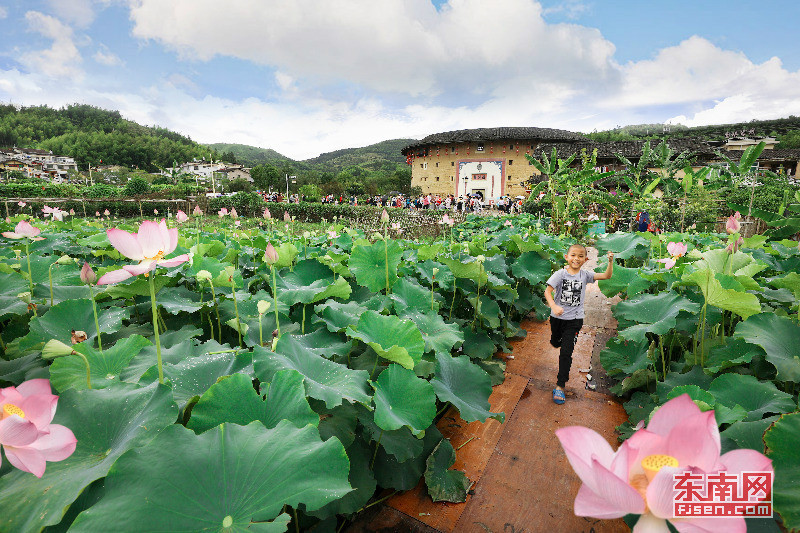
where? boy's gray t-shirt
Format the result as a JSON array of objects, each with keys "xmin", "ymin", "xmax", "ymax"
[{"xmin": 546, "ymin": 268, "xmax": 596, "ymax": 320}]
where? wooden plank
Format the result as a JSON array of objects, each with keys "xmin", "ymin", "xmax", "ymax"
[
  {"xmin": 386, "ymin": 373, "xmax": 530, "ymax": 532},
  {"xmin": 453, "ymin": 388, "xmax": 629, "ymax": 533}
]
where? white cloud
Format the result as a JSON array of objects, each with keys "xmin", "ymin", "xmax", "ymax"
[
  {"xmin": 22, "ymin": 11, "xmax": 84, "ymax": 79},
  {"xmin": 126, "ymin": 0, "xmax": 618, "ymax": 97},
  {"xmin": 45, "ymin": 0, "xmax": 97, "ymax": 29},
  {"xmin": 94, "ymin": 48, "xmax": 123, "ymax": 66},
  {"xmin": 0, "ymin": 7, "xmax": 8, "ymax": 19}
]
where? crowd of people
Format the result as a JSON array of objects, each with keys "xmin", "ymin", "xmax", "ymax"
[{"xmin": 318, "ymin": 193, "xmax": 526, "ymax": 213}]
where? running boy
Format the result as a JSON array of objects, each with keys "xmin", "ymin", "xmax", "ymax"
[{"xmin": 545, "ymin": 244, "xmax": 614, "ymax": 404}]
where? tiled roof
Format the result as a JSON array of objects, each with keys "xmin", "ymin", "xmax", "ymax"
[{"xmin": 401, "ymin": 127, "xmax": 587, "ymax": 154}]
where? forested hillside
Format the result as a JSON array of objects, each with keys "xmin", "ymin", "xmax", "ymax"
[
  {"xmin": 205, "ymin": 143, "xmax": 294, "ymax": 167},
  {"xmin": 588, "ymin": 116, "xmax": 800, "ymax": 147},
  {"xmin": 0, "ymin": 104, "xmax": 206, "ymax": 171}
]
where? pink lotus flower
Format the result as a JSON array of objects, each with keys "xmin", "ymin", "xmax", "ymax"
[
  {"xmin": 95, "ymin": 211, "xmax": 100, "ymax": 217},
  {"xmin": 381, "ymin": 209, "xmax": 389, "ymax": 223},
  {"xmin": 154, "ymin": 209, "xmax": 159, "ymax": 215},
  {"xmin": 176, "ymin": 210, "xmax": 188, "ymax": 224},
  {"xmin": 96, "ymin": 219, "xmax": 191, "ymax": 285},
  {"xmin": 657, "ymin": 241, "xmax": 687, "ymax": 269},
  {"xmin": 726, "ymin": 213, "xmax": 741, "ymax": 234},
  {"xmin": 263, "ymin": 208, "xmax": 272, "ymax": 219},
  {"xmin": 263, "ymin": 242, "xmax": 279, "ymax": 265},
  {"xmin": 504, "ymin": 220, "xmax": 513, "ymax": 227},
  {"xmin": 230, "ymin": 207, "xmax": 238, "ymax": 219},
  {"xmin": 18, "ymin": 201, "xmax": 26, "ymax": 207},
  {"xmin": 80, "ymin": 262, "xmax": 97, "ymax": 284},
  {"xmin": 218, "ymin": 208, "xmax": 228, "ymax": 217},
  {"xmin": 69, "ymin": 209, "xmax": 75, "ymax": 216},
  {"xmin": 234, "ymin": 220, "xmax": 241, "ymax": 227},
  {"xmin": 104, "ymin": 209, "xmax": 110, "ymax": 216},
  {"xmin": 284, "ymin": 211, "xmax": 290, "ymax": 222},
  {"xmin": 441, "ymin": 214, "xmax": 455, "ymax": 227},
  {"xmin": 193, "ymin": 205, "xmax": 203, "ymax": 216},
  {"xmin": 2, "ymin": 220, "xmax": 44, "ymax": 240},
  {"xmin": 556, "ymin": 394, "xmax": 772, "ymax": 532},
  {"xmin": 0, "ymin": 379, "xmax": 77, "ymax": 477},
  {"xmin": 327, "ymin": 230, "xmax": 338, "ymax": 239},
  {"xmin": 391, "ymin": 222, "xmax": 403, "ymax": 234}
]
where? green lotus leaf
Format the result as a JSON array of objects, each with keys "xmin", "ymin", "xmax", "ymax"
[
  {"xmin": 683, "ymin": 268, "xmax": 762, "ymax": 319},
  {"xmin": 345, "ymin": 310, "xmax": 424, "ymax": 369},
  {"xmin": 318, "ymin": 402, "xmax": 358, "ymax": 448},
  {"xmin": 597, "ymin": 264, "xmax": 652, "ymax": 298},
  {"xmin": 349, "ymin": 240, "xmax": 403, "ymax": 292},
  {"xmin": 357, "ymin": 404, "xmax": 424, "ymax": 462},
  {"xmin": 713, "ymin": 402, "xmax": 749, "ymax": 426},
  {"xmin": 614, "ymin": 292, "xmax": 702, "ymax": 342},
  {"xmin": 424, "ymin": 439, "xmax": 471, "ymax": 503},
  {"xmin": 439, "ymin": 256, "xmax": 488, "ymax": 284},
  {"xmin": 120, "ymin": 326, "xmax": 204, "ymax": 382},
  {"xmin": 156, "ymin": 285, "xmax": 203, "ymax": 314},
  {"xmin": 599, "ymin": 337, "xmax": 652, "ymax": 376},
  {"xmin": 402, "ymin": 310, "xmax": 465, "ymax": 357},
  {"xmin": 253, "ymin": 343, "xmax": 371, "ymax": 409},
  {"xmin": 705, "ymin": 337, "xmax": 764, "ymax": 374},
  {"xmin": 50, "ymin": 335, "xmax": 152, "ymax": 392},
  {"xmin": 509, "ymin": 234, "xmax": 546, "ymax": 254},
  {"xmin": 309, "ymin": 439, "xmax": 377, "ymax": 518},
  {"xmin": 417, "ymin": 242, "xmax": 444, "ymax": 261},
  {"xmin": 0, "ymin": 272, "xmax": 31, "ymax": 319},
  {"xmin": 430, "ymin": 353, "xmax": 504, "ymax": 423},
  {"xmin": 372, "ymin": 364, "xmax": 436, "ymax": 437},
  {"xmin": 613, "ymin": 368, "xmax": 657, "ymax": 395},
  {"xmin": 391, "ymin": 276, "xmax": 436, "ymax": 314},
  {"xmin": 279, "ymin": 329, "xmax": 354, "ymax": 360},
  {"xmin": 769, "ymin": 271, "xmax": 800, "ymax": 299},
  {"xmin": 140, "ymin": 348, "xmax": 253, "ymax": 407},
  {"xmin": 187, "ymin": 370, "xmax": 317, "ymax": 434},
  {"xmin": 373, "ymin": 426, "xmax": 444, "ymax": 491},
  {"xmin": 467, "ymin": 294, "xmax": 502, "ymax": 329},
  {"xmin": 276, "ymin": 258, "xmax": 351, "ymax": 305},
  {"xmin": 735, "ymin": 313, "xmax": 800, "ymax": 382},
  {"xmin": 765, "ymin": 412, "xmax": 800, "ymax": 531},
  {"xmin": 314, "ymin": 300, "xmax": 369, "ymax": 333},
  {"xmin": 482, "ymin": 255, "xmax": 514, "ymax": 289},
  {"xmin": 708, "ymin": 373, "xmax": 796, "ymax": 422},
  {"xmin": 272, "ymin": 242, "xmax": 299, "ymax": 269},
  {"xmin": 0, "ymin": 352, "xmax": 47, "ymax": 386},
  {"xmin": 100, "ymin": 276, "xmax": 167, "ymax": 299},
  {"xmin": 594, "ymin": 232, "xmax": 650, "ymax": 260},
  {"xmin": 511, "ymin": 251, "xmax": 552, "ymax": 285},
  {"xmin": 19, "ymin": 298, "xmax": 131, "ymax": 352},
  {"xmin": 666, "ymin": 384, "xmax": 715, "ymax": 408},
  {"xmin": 0, "ymin": 382, "xmax": 177, "ymax": 533},
  {"xmin": 69, "ymin": 421, "xmax": 351, "ymax": 532},
  {"xmin": 461, "ymin": 329, "xmax": 496, "ymax": 360},
  {"xmin": 694, "ymin": 248, "xmax": 767, "ymax": 277}
]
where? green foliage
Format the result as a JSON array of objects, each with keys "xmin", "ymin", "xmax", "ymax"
[
  {"xmin": 208, "ymin": 191, "xmax": 266, "ymax": 217},
  {"xmin": 83, "ymin": 183, "xmax": 122, "ymax": 198},
  {"xmin": 227, "ymin": 178, "xmax": 254, "ymax": 193},
  {"xmin": 122, "ymin": 176, "xmax": 151, "ymax": 196}
]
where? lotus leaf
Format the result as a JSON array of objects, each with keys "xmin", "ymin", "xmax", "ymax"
[
  {"xmin": 735, "ymin": 313, "xmax": 800, "ymax": 382},
  {"xmin": 69, "ymin": 421, "xmax": 351, "ymax": 532},
  {"xmin": 357, "ymin": 404, "xmax": 424, "ymax": 462},
  {"xmin": 349, "ymin": 240, "xmax": 402, "ymax": 292},
  {"xmin": 402, "ymin": 310, "xmax": 465, "ymax": 357},
  {"xmin": 614, "ymin": 292, "xmax": 701, "ymax": 342},
  {"xmin": 0, "ymin": 382, "xmax": 177, "ymax": 532},
  {"xmin": 277, "ymin": 258, "xmax": 351, "ymax": 304},
  {"xmin": 372, "ymin": 363, "xmax": 436, "ymax": 437},
  {"xmin": 708, "ymin": 373, "xmax": 796, "ymax": 422},
  {"xmin": 430, "ymin": 353, "xmax": 504, "ymax": 423},
  {"xmin": 424, "ymin": 440, "xmax": 471, "ymax": 503},
  {"xmin": 188, "ymin": 370, "xmax": 317, "ymax": 433},
  {"xmin": 599, "ymin": 337, "xmax": 651, "ymax": 376},
  {"xmin": 511, "ymin": 251, "xmax": 552, "ymax": 285},
  {"xmin": 594, "ymin": 232, "xmax": 650, "ymax": 260},
  {"xmin": 683, "ymin": 268, "xmax": 762, "ymax": 319},
  {"xmin": 391, "ymin": 276, "xmax": 437, "ymax": 313},
  {"xmin": 765, "ymin": 413, "xmax": 800, "ymax": 531},
  {"xmin": 253, "ymin": 343, "xmax": 371, "ymax": 409},
  {"xmin": 345, "ymin": 310, "xmax": 424, "ymax": 369},
  {"xmin": 373, "ymin": 426, "xmax": 444, "ymax": 491},
  {"xmin": 314, "ymin": 300, "xmax": 370, "ymax": 332}
]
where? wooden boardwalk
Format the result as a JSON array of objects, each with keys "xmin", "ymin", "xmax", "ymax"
[{"xmin": 348, "ymin": 251, "xmax": 630, "ymax": 533}]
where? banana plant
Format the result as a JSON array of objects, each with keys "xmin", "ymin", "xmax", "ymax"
[
  {"xmin": 614, "ymin": 140, "xmax": 662, "ymax": 198},
  {"xmin": 677, "ymin": 165, "xmax": 712, "ymax": 231},
  {"xmin": 713, "ymin": 141, "xmax": 766, "ymax": 216},
  {"xmin": 650, "ymin": 140, "xmax": 697, "ymax": 196}
]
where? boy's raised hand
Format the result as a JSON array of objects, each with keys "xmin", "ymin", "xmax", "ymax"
[
  {"xmin": 607, "ymin": 251, "xmax": 614, "ymax": 262},
  {"xmin": 552, "ymin": 304, "xmax": 564, "ymax": 316}
]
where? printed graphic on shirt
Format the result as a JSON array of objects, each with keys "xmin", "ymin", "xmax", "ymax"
[{"xmin": 559, "ymin": 278, "xmax": 583, "ymax": 307}]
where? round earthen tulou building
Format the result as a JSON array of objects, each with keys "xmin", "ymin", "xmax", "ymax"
[{"xmin": 401, "ymin": 126, "xmax": 587, "ymax": 200}]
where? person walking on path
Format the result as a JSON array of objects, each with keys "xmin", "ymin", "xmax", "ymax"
[{"xmin": 544, "ymin": 244, "xmax": 614, "ymax": 404}]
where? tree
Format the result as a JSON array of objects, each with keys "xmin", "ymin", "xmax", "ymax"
[{"xmin": 250, "ymin": 163, "xmax": 282, "ymax": 191}]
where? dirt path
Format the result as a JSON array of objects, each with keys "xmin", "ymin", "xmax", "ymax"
[{"xmin": 348, "ymin": 249, "xmax": 629, "ymax": 533}]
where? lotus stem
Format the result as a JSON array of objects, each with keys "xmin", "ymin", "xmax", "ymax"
[
  {"xmin": 258, "ymin": 313, "xmax": 264, "ymax": 347},
  {"xmin": 384, "ymin": 228, "xmax": 390, "ymax": 294},
  {"xmin": 148, "ymin": 273, "xmax": 164, "ymax": 384},
  {"xmin": 48, "ymin": 262, "xmax": 55, "ymax": 306},
  {"xmin": 301, "ymin": 304, "xmax": 306, "ymax": 335},
  {"xmin": 75, "ymin": 351, "xmax": 92, "ymax": 389},
  {"xmin": 231, "ymin": 283, "xmax": 243, "ymax": 348},
  {"xmin": 269, "ymin": 265, "xmax": 281, "ymax": 338},
  {"xmin": 208, "ymin": 278, "xmax": 223, "ymax": 343},
  {"xmin": 293, "ymin": 508, "xmax": 299, "ymax": 533},
  {"xmin": 449, "ymin": 277, "xmax": 457, "ymax": 320},
  {"xmin": 25, "ymin": 241, "xmax": 34, "ymax": 295},
  {"xmin": 89, "ymin": 284, "xmax": 102, "ymax": 352},
  {"xmin": 370, "ymin": 430, "xmax": 383, "ymax": 469}
]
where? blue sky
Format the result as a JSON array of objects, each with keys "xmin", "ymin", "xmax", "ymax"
[{"xmin": 1, "ymin": 0, "xmax": 799, "ymax": 160}]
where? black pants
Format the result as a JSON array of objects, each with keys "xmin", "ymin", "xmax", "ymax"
[{"xmin": 550, "ymin": 317, "xmax": 583, "ymax": 388}]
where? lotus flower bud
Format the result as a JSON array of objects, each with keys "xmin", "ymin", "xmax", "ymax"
[
  {"xmin": 263, "ymin": 208, "xmax": 272, "ymax": 219},
  {"xmin": 284, "ymin": 212, "xmax": 290, "ymax": 222},
  {"xmin": 230, "ymin": 208, "xmax": 238, "ymax": 219},
  {"xmin": 56, "ymin": 255, "xmax": 73, "ymax": 265},
  {"xmin": 193, "ymin": 205, "xmax": 203, "ymax": 216},
  {"xmin": 42, "ymin": 339, "xmax": 75, "ymax": 360},
  {"xmin": 263, "ymin": 243, "xmax": 279, "ymax": 265},
  {"xmin": 476, "ymin": 255, "xmax": 486, "ymax": 263},
  {"xmin": 726, "ymin": 214, "xmax": 741, "ymax": 234},
  {"xmin": 104, "ymin": 209, "xmax": 110, "ymax": 216},
  {"xmin": 176, "ymin": 210, "xmax": 189, "ymax": 223},
  {"xmin": 196, "ymin": 270, "xmax": 213, "ymax": 282},
  {"xmin": 303, "ymin": 231, "xmax": 311, "ymax": 239},
  {"xmin": 257, "ymin": 300, "xmax": 271, "ymax": 315},
  {"xmin": 80, "ymin": 262, "xmax": 97, "ymax": 284},
  {"xmin": 381, "ymin": 209, "xmax": 389, "ymax": 223}
]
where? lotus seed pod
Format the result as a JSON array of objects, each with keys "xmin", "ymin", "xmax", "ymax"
[
  {"xmin": 56, "ymin": 255, "xmax": 73, "ymax": 265},
  {"xmin": 42, "ymin": 339, "xmax": 75, "ymax": 360},
  {"xmin": 196, "ymin": 270, "xmax": 213, "ymax": 282},
  {"xmin": 257, "ymin": 300, "xmax": 271, "ymax": 315}
]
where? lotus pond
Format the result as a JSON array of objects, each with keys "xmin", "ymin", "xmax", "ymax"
[{"xmin": 0, "ymin": 210, "xmax": 798, "ymax": 532}]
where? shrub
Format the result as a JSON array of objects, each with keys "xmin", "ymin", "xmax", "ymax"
[
  {"xmin": 228, "ymin": 178, "xmax": 254, "ymax": 193},
  {"xmin": 82, "ymin": 183, "xmax": 122, "ymax": 198},
  {"xmin": 124, "ymin": 176, "xmax": 151, "ymax": 196}
]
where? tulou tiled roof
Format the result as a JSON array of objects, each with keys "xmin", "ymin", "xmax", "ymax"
[{"xmin": 401, "ymin": 127, "xmax": 587, "ymax": 154}]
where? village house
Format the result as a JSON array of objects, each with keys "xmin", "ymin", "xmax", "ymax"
[
  {"xmin": 403, "ymin": 128, "xmax": 800, "ymax": 199},
  {"xmin": 0, "ymin": 147, "xmax": 78, "ymax": 182}
]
